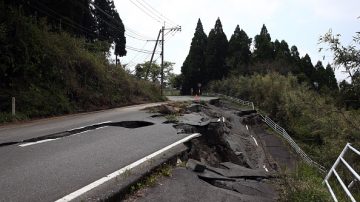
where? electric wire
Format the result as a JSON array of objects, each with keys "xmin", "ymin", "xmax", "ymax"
[
  {"xmin": 138, "ymin": 0, "xmax": 178, "ymax": 26},
  {"xmin": 128, "ymin": 0, "xmax": 162, "ymax": 24}
]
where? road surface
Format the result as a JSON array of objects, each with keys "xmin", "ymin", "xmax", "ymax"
[{"xmin": 0, "ymin": 96, "xmax": 217, "ymax": 202}]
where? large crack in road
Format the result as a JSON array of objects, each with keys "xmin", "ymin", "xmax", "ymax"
[
  {"xmin": 126, "ymin": 98, "xmax": 297, "ymax": 201},
  {"xmin": 0, "ymin": 121, "xmax": 155, "ymax": 147}
]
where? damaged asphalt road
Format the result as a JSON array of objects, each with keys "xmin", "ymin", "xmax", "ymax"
[
  {"xmin": 127, "ymin": 99, "xmax": 297, "ymax": 201},
  {"xmin": 0, "ymin": 100, "xmax": 219, "ymax": 202}
]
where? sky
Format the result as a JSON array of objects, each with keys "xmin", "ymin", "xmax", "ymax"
[{"xmin": 115, "ymin": 0, "xmax": 359, "ymax": 82}]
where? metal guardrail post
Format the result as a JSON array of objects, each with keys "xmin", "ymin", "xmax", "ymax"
[
  {"xmin": 324, "ymin": 143, "xmax": 350, "ymax": 182},
  {"xmin": 323, "ymin": 143, "xmax": 359, "ymax": 202},
  {"xmin": 211, "ymin": 93, "xmax": 326, "ymax": 173}
]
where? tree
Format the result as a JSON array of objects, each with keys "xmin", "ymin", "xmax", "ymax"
[
  {"xmin": 253, "ymin": 24, "xmax": 274, "ymax": 63},
  {"xmin": 226, "ymin": 25, "xmax": 252, "ymax": 75},
  {"xmin": 339, "ymin": 72, "xmax": 360, "ymax": 109},
  {"xmin": 299, "ymin": 54, "xmax": 315, "ymax": 84},
  {"xmin": 320, "ymin": 29, "xmax": 360, "ymax": 80},
  {"xmin": 324, "ymin": 64, "xmax": 338, "ymax": 91},
  {"xmin": 290, "ymin": 45, "xmax": 301, "ymax": 73},
  {"xmin": 313, "ymin": 61, "xmax": 327, "ymax": 90},
  {"xmin": 135, "ymin": 61, "xmax": 174, "ymax": 83},
  {"xmin": 320, "ymin": 26, "xmax": 359, "ymax": 108},
  {"xmin": 180, "ymin": 19, "xmax": 207, "ymax": 95},
  {"xmin": 204, "ymin": 18, "xmax": 228, "ymax": 83},
  {"xmin": 93, "ymin": 0, "xmax": 126, "ymax": 57}
]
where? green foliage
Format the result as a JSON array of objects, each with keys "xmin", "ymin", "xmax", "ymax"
[
  {"xmin": 0, "ymin": 8, "xmax": 161, "ymax": 121},
  {"xmin": 320, "ymin": 29, "xmax": 360, "ymax": 79},
  {"xmin": 135, "ymin": 61, "xmax": 174, "ymax": 84},
  {"xmin": 281, "ymin": 163, "xmax": 331, "ymax": 202},
  {"xmin": 93, "ymin": 0, "xmax": 126, "ymax": 57},
  {"xmin": 204, "ymin": 18, "xmax": 229, "ymax": 83},
  {"xmin": 209, "ymin": 73, "xmax": 360, "ymax": 167},
  {"xmin": 339, "ymin": 72, "xmax": 360, "ymax": 109},
  {"xmin": 0, "ymin": 112, "xmax": 28, "ymax": 123},
  {"xmin": 226, "ymin": 25, "xmax": 252, "ymax": 75},
  {"xmin": 253, "ymin": 24, "xmax": 274, "ymax": 63},
  {"xmin": 181, "ymin": 19, "xmax": 207, "ymax": 95}
]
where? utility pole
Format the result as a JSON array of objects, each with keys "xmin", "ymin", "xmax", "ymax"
[
  {"xmin": 145, "ymin": 29, "xmax": 162, "ymax": 80},
  {"xmin": 161, "ymin": 25, "xmax": 165, "ymax": 96},
  {"xmin": 146, "ymin": 24, "xmax": 181, "ymax": 96},
  {"xmin": 160, "ymin": 25, "xmax": 181, "ymax": 96}
]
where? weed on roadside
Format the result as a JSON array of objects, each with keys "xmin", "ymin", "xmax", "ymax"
[{"xmin": 279, "ymin": 162, "xmax": 331, "ymax": 202}]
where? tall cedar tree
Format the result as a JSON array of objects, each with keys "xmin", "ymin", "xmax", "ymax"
[
  {"xmin": 181, "ymin": 19, "xmax": 207, "ymax": 95},
  {"xmin": 226, "ymin": 25, "xmax": 252, "ymax": 75},
  {"xmin": 325, "ymin": 64, "xmax": 338, "ymax": 90},
  {"xmin": 253, "ymin": 24, "xmax": 274, "ymax": 63},
  {"xmin": 204, "ymin": 18, "xmax": 228, "ymax": 83},
  {"xmin": 299, "ymin": 54, "xmax": 315, "ymax": 85},
  {"xmin": 290, "ymin": 45, "xmax": 301, "ymax": 72},
  {"xmin": 314, "ymin": 61, "xmax": 327, "ymax": 89},
  {"xmin": 93, "ymin": 0, "xmax": 126, "ymax": 57}
]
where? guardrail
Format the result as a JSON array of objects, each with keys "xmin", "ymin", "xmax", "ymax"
[
  {"xmin": 207, "ymin": 93, "xmax": 327, "ymax": 173},
  {"xmin": 262, "ymin": 115, "xmax": 327, "ymax": 173},
  {"xmin": 209, "ymin": 93, "xmax": 255, "ymax": 110},
  {"xmin": 323, "ymin": 143, "xmax": 359, "ymax": 202}
]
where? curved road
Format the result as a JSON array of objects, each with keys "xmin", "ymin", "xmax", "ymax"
[{"xmin": 0, "ymin": 96, "xmax": 217, "ymax": 202}]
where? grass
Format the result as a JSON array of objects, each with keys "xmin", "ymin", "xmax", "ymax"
[
  {"xmin": 0, "ymin": 112, "xmax": 28, "ymax": 124},
  {"xmin": 164, "ymin": 114, "xmax": 178, "ymax": 123},
  {"xmin": 163, "ymin": 88, "xmax": 180, "ymax": 96},
  {"xmin": 280, "ymin": 163, "xmax": 331, "ymax": 202},
  {"xmin": 128, "ymin": 163, "xmax": 173, "ymax": 196}
]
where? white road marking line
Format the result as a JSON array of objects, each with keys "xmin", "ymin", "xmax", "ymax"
[
  {"xmin": 20, "ymin": 124, "xmax": 111, "ymax": 147},
  {"xmin": 251, "ymin": 135, "xmax": 259, "ymax": 146},
  {"xmin": 222, "ymin": 117, "xmax": 225, "ymax": 122},
  {"xmin": 95, "ymin": 126, "xmax": 108, "ymax": 130},
  {"xmin": 263, "ymin": 165, "xmax": 269, "ymax": 172},
  {"xmin": 72, "ymin": 130, "xmax": 90, "ymax": 136},
  {"xmin": 68, "ymin": 121, "xmax": 111, "ymax": 131},
  {"xmin": 246, "ymin": 125, "xmax": 249, "ymax": 130},
  {"xmin": 55, "ymin": 133, "xmax": 202, "ymax": 202},
  {"xmin": 19, "ymin": 138, "xmax": 59, "ymax": 147}
]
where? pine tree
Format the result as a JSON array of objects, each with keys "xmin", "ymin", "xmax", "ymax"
[
  {"xmin": 180, "ymin": 19, "xmax": 207, "ymax": 95},
  {"xmin": 299, "ymin": 54, "xmax": 315, "ymax": 84},
  {"xmin": 314, "ymin": 61, "xmax": 327, "ymax": 89},
  {"xmin": 112, "ymin": 6, "xmax": 126, "ymax": 57},
  {"xmin": 94, "ymin": 0, "xmax": 113, "ymax": 42},
  {"xmin": 325, "ymin": 64, "xmax": 338, "ymax": 90},
  {"xmin": 253, "ymin": 24, "xmax": 274, "ymax": 63},
  {"xmin": 226, "ymin": 25, "xmax": 252, "ymax": 75},
  {"xmin": 204, "ymin": 18, "xmax": 228, "ymax": 83},
  {"xmin": 93, "ymin": 0, "xmax": 126, "ymax": 57}
]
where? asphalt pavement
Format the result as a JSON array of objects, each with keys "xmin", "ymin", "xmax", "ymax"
[{"xmin": 0, "ymin": 97, "xmax": 217, "ymax": 202}]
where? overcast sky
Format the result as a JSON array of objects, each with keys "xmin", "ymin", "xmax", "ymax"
[{"xmin": 115, "ymin": 0, "xmax": 359, "ymax": 82}]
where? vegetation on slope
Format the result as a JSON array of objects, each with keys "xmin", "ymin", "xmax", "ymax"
[
  {"xmin": 209, "ymin": 73, "xmax": 359, "ymax": 167},
  {"xmin": 0, "ymin": 4, "xmax": 162, "ymax": 122}
]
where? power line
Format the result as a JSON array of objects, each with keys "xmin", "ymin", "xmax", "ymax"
[
  {"xmin": 138, "ymin": 0, "xmax": 178, "ymax": 26},
  {"xmin": 134, "ymin": 0, "xmax": 175, "ymax": 26},
  {"xmin": 126, "ymin": 41, "xmax": 149, "ymax": 65},
  {"xmin": 125, "ymin": 25, "xmax": 153, "ymax": 39},
  {"xmin": 128, "ymin": 0, "xmax": 162, "ymax": 25},
  {"xmin": 126, "ymin": 45, "xmax": 161, "ymax": 54},
  {"xmin": 91, "ymin": 2, "xmax": 152, "ymax": 41},
  {"xmin": 30, "ymin": 2, "xmax": 96, "ymax": 35},
  {"xmin": 31, "ymin": 1, "xmax": 162, "ymax": 63}
]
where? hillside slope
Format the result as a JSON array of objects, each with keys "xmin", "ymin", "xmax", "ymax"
[{"xmin": 0, "ymin": 5, "xmax": 162, "ymax": 122}]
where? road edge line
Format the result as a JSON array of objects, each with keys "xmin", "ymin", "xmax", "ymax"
[{"xmin": 55, "ymin": 133, "xmax": 201, "ymax": 202}]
